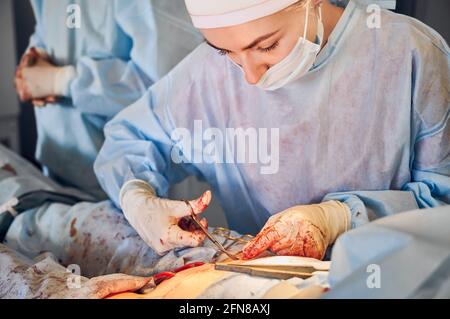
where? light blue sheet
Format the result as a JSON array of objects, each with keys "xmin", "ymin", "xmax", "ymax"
[{"xmin": 326, "ymin": 206, "xmax": 450, "ymax": 298}]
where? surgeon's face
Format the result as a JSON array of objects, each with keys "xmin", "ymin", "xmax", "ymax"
[{"xmin": 201, "ymin": 3, "xmax": 320, "ymax": 85}]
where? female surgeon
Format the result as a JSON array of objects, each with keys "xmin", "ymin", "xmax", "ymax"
[{"xmin": 94, "ymin": 0, "xmax": 450, "ymax": 260}]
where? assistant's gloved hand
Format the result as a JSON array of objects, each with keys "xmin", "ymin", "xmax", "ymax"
[
  {"xmin": 15, "ymin": 48, "xmax": 56, "ymax": 107},
  {"xmin": 15, "ymin": 47, "xmax": 76, "ymax": 102},
  {"xmin": 120, "ymin": 180, "xmax": 211, "ymax": 255},
  {"xmin": 242, "ymin": 201, "xmax": 351, "ymax": 260}
]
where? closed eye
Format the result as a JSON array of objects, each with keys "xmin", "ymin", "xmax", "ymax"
[
  {"xmin": 258, "ymin": 41, "xmax": 280, "ymax": 53},
  {"xmin": 218, "ymin": 49, "xmax": 231, "ymax": 56}
]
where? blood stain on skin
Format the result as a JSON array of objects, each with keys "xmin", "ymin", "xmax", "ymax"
[{"xmin": 70, "ymin": 218, "xmax": 77, "ymax": 237}]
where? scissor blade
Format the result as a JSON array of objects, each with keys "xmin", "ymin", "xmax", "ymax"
[{"xmin": 188, "ymin": 209, "xmax": 238, "ymax": 260}]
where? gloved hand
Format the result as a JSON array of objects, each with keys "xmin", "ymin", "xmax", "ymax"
[
  {"xmin": 15, "ymin": 47, "xmax": 76, "ymax": 103},
  {"xmin": 15, "ymin": 48, "xmax": 57, "ymax": 107},
  {"xmin": 18, "ymin": 47, "xmax": 49, "ymax": 69},
  {"xmin": 120, "ymin": 180, "xmax": 211, "ymax": 255},
  {"xmin": 242, "ymin": 201, "xmax": 350, "ymax": 260}
]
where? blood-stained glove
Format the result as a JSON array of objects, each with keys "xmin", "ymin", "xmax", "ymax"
[
  {"xmin": 242, "ymin": 201, "xmax": 351, "ymax": 260},
  {"xmin": 15, "ymin": 47, "xmax": 76, "ymax": 102},
  {"xmin": 120, "ymin": 180, "xmax": 211, "ymax": 255}
]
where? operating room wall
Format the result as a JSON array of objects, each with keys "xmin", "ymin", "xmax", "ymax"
[
  {"xmin": 0, "ymin": 0, "xmax": 20, "ymax": 153},
  {"xmin": 413, "ymin": 0, "xmax": 450, "ymax": 43},
  {"xmin": 12, "ymin": 0, "xmax": 39, "ymax": 166}
]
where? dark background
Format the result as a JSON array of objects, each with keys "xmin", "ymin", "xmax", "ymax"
[{"xmin": 4, "ymin": 0, "xmax": 450, "ymax": 165}]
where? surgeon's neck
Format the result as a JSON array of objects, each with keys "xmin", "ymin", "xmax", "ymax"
[{"xmin": 320, "ymin": 1, "xmax": 345, "ymax": 49}]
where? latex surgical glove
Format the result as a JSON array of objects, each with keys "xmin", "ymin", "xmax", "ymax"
[
  {"xmin": 31, "ymin": 96, "xmax": 58, "ymax": 108},
  {"xmin": 15, "ymin": 48, "xmax": 76, "ymax": 102},
  {"xmin": 18, "ymin": 47, "xmax": 48, "ymax": 68},
  {"xmin": 120, "ymin": 180, "xmax": 211, "ymax": 255},
  {"xmin": 242, "ymin": 201, "xmax": 351, "ymax": 260},
  {"xmin": 15, "ymin": 48, "xmax": 58, "ymax": 107}
]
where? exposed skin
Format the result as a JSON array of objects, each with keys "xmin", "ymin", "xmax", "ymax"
[{"xmin": 201, "ymin": 0, "xmax": 343, "ymax": 84}]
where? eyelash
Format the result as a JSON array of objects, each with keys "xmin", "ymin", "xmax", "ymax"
[
  {"xmin": 218, "ymin": 49, "xmax": 230, "ymax": 56},
  {"xmin": 258, "ymin": 41, "xmax": 280, "ymax": 53},
  {"xmin": 216, "ymin": 41, "xmax": 280, "ymax": 56}
]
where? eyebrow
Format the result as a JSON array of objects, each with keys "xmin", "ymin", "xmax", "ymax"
[{"xmin": 205, "ymin": 29, "xmax": 280, "ymax": 52}]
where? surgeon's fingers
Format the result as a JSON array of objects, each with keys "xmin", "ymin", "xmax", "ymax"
[
  {"xmin": 274, "ymin": 224, "xmax": 325, "ymax": 259},
  {"xmin": 31, "ymin": 96, "xmax": 57, "ymax": 107},
  {"xmin": 32, "ymin": 99, "xmax": 46, "ymax": 107},
  {"xmin": 168, "ymin": 190, "xmax": 212, "ymax": 218},
  {"xmin": 88, "ymin": 274, "xmax": 152, "ymax": 299},
  {"xmin": 274, "ymin": 248, "xmax": 292, "ymax": 256},
  {"xmin": 16, "ymin": 81, "xmax": 31, "ymax": 102},
  {"xmin": 14, "ymin": 69, "xmax": 25, "ymax": 96},
  {"xmin": 188, "ymin": 190, "xmax": 212, "ymax": 215},
  {"xmin": 15, "ymin": 66, "xmax": 23, "ymax": 82},
  {"xmin": 269, "ymin": 220, "xmax": 298, "ymax": 252},
  {"xmin": 21, "ymin": 47, "xmax": 39, "ymax": 67},
  {"xmin": 167, "ymin": 222, "xmax": 207, "ymax": 248},
  {"xmin": 19, "ymin": 53, "xmax": 31, "ymax": 67},
  {"xmin": 16, "ymin": 48, "xmax": 40, "ymax": 92},
  {"xmin": 25, "ymin": 54, "xmax": 37, "ymax": 67},
  {"xmin": 242, "ymin": 227, "xmax": 281, "ymax": 259},
  {"xmin": 15, "ymin": 67, "xmax": 35, "ymax": 102},
  {"xmin": 198, "ymin": 217, "xmax": 208, "ymax": 229},
  {"xmin": 270, "ymin": 238, "xmax": 292, "ymax": 253},
  {"xmin": 45, "ymin": 96, "xmax": 57, "ymax": 103}
]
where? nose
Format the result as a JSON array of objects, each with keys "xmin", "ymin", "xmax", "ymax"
[{"xmin": 240, "ymin": 56, "xmax": 268, "ymax": 85}]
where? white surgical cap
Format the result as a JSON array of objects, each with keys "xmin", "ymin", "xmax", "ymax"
[{"xmin": 185, "ymin": 0, "xmax": 299, "ymax": 29}]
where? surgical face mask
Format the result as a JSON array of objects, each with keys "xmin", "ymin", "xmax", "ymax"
[{"xmin": 256, "ymin": 5, "xmax": 324, "ymax": 91}]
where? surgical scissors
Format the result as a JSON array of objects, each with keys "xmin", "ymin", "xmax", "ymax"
[{"xmin": 185, "ymin": 201, "xmax": 239, "ymax": 260}]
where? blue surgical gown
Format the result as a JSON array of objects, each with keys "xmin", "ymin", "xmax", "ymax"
[
  {"xmin": 94, "ymin": 0, "xmax": 450, "ymax": 234},
  {"xmin": 28, "ymin": 0, "xmax": 202, "ymax": 199}
]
